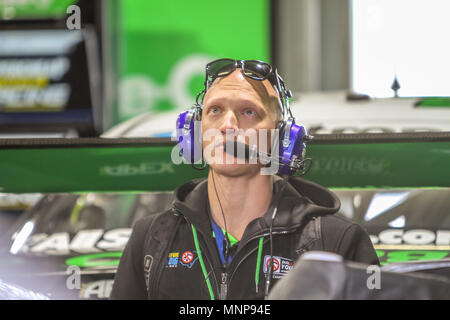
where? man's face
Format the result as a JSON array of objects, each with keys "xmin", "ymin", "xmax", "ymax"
[{"xmin": 201, "ymin": 69, "xmax": 280, "ymax": 177}]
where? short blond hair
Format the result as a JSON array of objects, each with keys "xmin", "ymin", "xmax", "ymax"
[{"xmin": 206, "ymin": 70, "xmax": 282, "ymax": 124}]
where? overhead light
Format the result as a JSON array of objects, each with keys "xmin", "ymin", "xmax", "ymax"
[
  {"xmin": 10, "ymin": 220, "xmax": 35, "ymax": 255},
  {"xmin": 364, "ymin": 192, "xmax": 409, "ymax": 221}
]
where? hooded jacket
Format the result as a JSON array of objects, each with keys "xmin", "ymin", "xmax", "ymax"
[{"xmin": 111, "ymin": 176, "xmax": 379, "ymax": 300}]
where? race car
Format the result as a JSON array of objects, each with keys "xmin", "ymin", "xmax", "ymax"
[
  {"xmin": 0, "ymin": 192, "xmax": 173, "ymax": 299},
  {"xmin": 0, "ymin": 193, "xmax": 42, "ymax": 236},
  {"xmin": 334, "ymin": 188, "xmax": 450, "ymax": 266},
  {"xmin": 0, "ymin": 113, "xmax": 174, "ymax": 300},
  {"xmin": 104, "ymin": 90, "xmax": 450, "ymax": 138},
  {"xmin": 0, "ymin": 92, "xmax": 449, "ymax": 299},
  {"xmin": 1, "ymin": 187, "xmax": 449, "ymax": 299}
]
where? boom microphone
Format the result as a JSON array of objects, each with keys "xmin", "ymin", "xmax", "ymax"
[
  {"xmin": 224, "ymin": 140, "xmax": 258, "ymax": 161},
  {"xmin": 223, "ymin": 140, "xmax": 312, "ymax": 175}
]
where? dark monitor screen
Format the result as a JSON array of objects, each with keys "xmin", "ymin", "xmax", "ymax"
[{"xmin": 0, "ymin": 29, "xmax": 99, "ymax": 137}]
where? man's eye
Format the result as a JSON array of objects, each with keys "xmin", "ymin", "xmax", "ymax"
[
  {"xmin": 208, "ymin": 107, "xmax": 221, "ymax": 115},
  {"xmin": 244, "ymin": 109, "xmax": 257, "ymax": 117}
]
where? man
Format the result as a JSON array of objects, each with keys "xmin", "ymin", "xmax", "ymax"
[{"xmin": 110, "ymin": 59, "xmax": 379, "ymax": 300}]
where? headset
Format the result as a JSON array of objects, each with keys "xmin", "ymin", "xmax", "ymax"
[
  {"xmin": 175, "ymin": 59, "xmax": 314, "ymax": 298},
  {"xmin": 175, "ymin": 59, "xmax": 312, "ymax": 176}
]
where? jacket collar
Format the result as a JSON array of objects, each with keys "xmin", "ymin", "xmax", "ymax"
[
  {"xmin": 171, "ymin": 175, "xmax": 341, "ymax": 241},
  {"xmin": 172, "ymin": 178, "xmax": 212, "ymax": 237}
]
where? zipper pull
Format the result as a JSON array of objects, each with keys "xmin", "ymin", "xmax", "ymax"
[
  {"xmin": 220, "ymin": 272, "xmax": 228, "ymax": 300},
  {"xmin": 223, "ymin": 237, "xmax": 230, "ymax": 264}
]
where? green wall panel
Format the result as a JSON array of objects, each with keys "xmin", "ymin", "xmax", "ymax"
[{"xmin": 117, "ymin": 0, "xmax": 270, "ymax": 122}]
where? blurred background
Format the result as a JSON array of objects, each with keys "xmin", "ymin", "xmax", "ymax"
[
  {"xmin": 0, "ymin": 0, "xmax": 449, "ymax": 300},
  {"xmin": 1, "ymin": 0, "xmax": 449, "ymax": 139}
]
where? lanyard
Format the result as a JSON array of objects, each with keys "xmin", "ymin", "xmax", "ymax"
[
  {"xmin": 211, "ymin": 218, "xmax": 232, "ymax": 265},
  {"xmin": 191, "ymin": 221, "xmax": 265, "ymax": 299},
  {"xmin": 210, "ymin": 221, "xmax": 266, "ymax": 294}
]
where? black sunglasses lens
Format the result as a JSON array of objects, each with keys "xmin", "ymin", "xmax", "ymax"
[
  {"xmin": 243, "ymin": 61, "xmax": 271, "ymax": 79},
  {"xmin": 206, "ymin": 59, "xmax": 236, "ymax": 82}
]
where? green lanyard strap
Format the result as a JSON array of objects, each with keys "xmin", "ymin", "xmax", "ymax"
[
  {"xmin": 255, "ymin": 237, "xmax": 264, "ymax": 293},
  {"xmin": 191, "ymin": 224, "xmax": 215, "ymax": 300},
  {"xmin": 191, "ymin": 224, "xmax": 265, "ymax": 299}
]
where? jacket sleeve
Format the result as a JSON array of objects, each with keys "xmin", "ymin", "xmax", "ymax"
[
  {"xmin": 335, "ymin": 223, "xmax": 380, "ymax": 266},
  {"xmin": 110, "ymin": 218, "xmax": 151, "ymax": 300}
]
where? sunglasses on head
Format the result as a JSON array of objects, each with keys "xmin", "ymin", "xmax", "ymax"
[
  {"xmin": 205, "ymin": 58, "xmax": 277, "ymax": 88},
  {"xmin": 202, "ymin": 58, "xmax": 293, "ymax": 119}
]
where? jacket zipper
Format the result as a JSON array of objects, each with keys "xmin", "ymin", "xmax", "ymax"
[
  {"xmin": 220, "ymin": 271, "xmax": 228, "ymax": 300},
  {"xmin": 180, "ymin": 209, "xmax": 302, "ymax": 299},
  {"xmin": 204, "ymin": 228, "xmax": 298, "ymax": 299},
  {"xmin": 201, "ymin": 237, "xmax": 228, "ymax": 300},
  {"xmin": 184, "ymin": 217, "xmax": 231, "ymax": 300}
]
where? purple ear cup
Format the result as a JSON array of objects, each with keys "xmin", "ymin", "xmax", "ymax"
[
  {"xmin": 278, "ymin": 119, "xmax": 308, "ymax": 176},
  {"xmin": 176, "ymin": 108, "xmax": 203, "ymax": 164}
]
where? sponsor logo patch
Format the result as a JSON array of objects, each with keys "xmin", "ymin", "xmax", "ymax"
[
  {"xmin": 166, "ymin": 252, "xmax": 179, "ymax": 268},
  {"xmin": 180, "ymin": 250, "xmax": 198, "ymax": 269},
  {"xmin": 263, "ymin": 255, "xmax": 294, "ymax": 279}
]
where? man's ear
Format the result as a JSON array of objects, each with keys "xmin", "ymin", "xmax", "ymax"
[{"xmin": 276, "ymin": 120, "xmax": 284, "ymax": 131}]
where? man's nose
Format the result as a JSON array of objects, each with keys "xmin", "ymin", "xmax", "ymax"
[{"xmin": 219, "ymin": 110, "xmax": 239, "ymax": 134}]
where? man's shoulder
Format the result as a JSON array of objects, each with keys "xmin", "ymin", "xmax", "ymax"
[
  {"xmin": 320, "ymin": 213, "xmax": 360, "ymax": 231},
  {"xmin": 319, "ymin": 213, "xmax": 371, "ymax": 248},
  {"xmin": 131, "ymin": 209, "xmax": 180, "ymax": 240},
  {"xmin": 319, "ymin": 213, "xmax": 379, "ymax": 265},
  {"xmin": 319, "ymin": 214, "xmax": 375, "ymax": 249},
  {"xmin": 132, "ymin": 209, "xmax": 174, "ymax": 228}
]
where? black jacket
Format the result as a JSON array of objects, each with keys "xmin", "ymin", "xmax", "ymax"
[{"xmin": 111, "ymin": 176, "xmax": 379, "ymax": 300}]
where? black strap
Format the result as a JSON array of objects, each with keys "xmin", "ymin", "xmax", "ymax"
[
  {"xmin": 143, "ymin": 209, "xmax": 181, "ymax": 299},
  {"xmin": 295, "ymin": 216, "xmax": 322, "ymax": 256}
]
